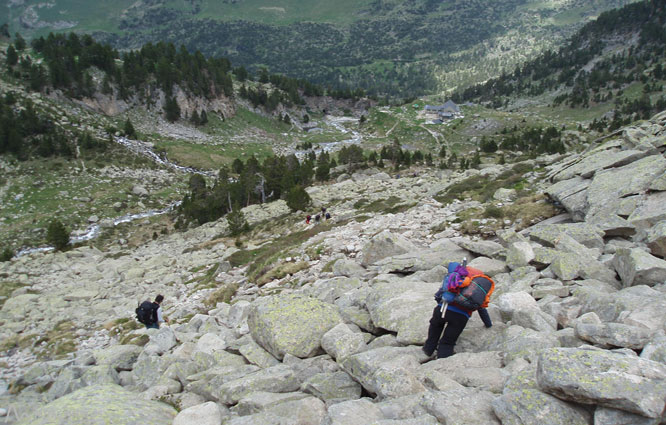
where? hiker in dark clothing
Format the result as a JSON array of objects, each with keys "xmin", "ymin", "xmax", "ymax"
[
  {"xmin": 423, "ymin": 262, "xmax": 493, "ymax": 358},
  {"xmin": 306, "ymin": 215, "xmax": 311, "ymax": 224},
  {"xmin": 325, "ymin": 212, "xmax": 331, "ymax": 220},
  {"xmin": 137, "ymin": 294, "xmax": 169, "ymax": 329},
  {"xmin": 315, "ymin": 214, "xmax": 321, "ymax": 223}
]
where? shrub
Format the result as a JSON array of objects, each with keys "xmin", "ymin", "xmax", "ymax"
[
  {"xmin": 227, "ymin": 207, "xmax": 250, "ymax": 236},
  {"xmin": 484, "ymin": 205, "xmax": 504, "ymax": 219},
  {"xmin": 1, "ymin": 247, "xmax": 14, "ymax": 262},
  {"xmin": 46, "ymin": 219, "xmax": 70, "ymax": 251},
  {"xmin": 285, "ymin": 185, "xmax": 311, "ymax": 212}
]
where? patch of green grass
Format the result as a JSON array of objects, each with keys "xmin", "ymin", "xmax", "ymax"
[
  {"xmin": 204, "ymin": 281, "xmax": 240, "ymax": 308},
  {"xmin": 34, "ymin": 321, "xmax": 78, "ymax": 359},
  {"xmin": 0, "ymin": 282, "xmax": 25, "ymax": 308},
  {"xmin": 256, "ymin": 260, "xmax": 309, "ymax": 286},
  {"xmin": 355, "ymin": 196, "xmax": 414, "ymax": 214},
  {"xmin": 435, "ymin": 164, "xmax": 534, "ymax": 205},
  {"xmin": 228, "ymin": 219, "xmax": 344, "ymax": 284}
]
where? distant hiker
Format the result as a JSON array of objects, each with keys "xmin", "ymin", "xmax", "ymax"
[
  {"xmin": 306, "ymin": 215, "xmax": 311, "ymax": 224},
  {"xmin": 325, "ymin": 212, "xmax": 331, "ymax": 220},
  {"xmin": 321, "ymin": 207, "xmax": 327, "ymax": 215},
  {"xmin": 423, "ymin": 261, "xmax": 494, "ymax": 359},
  {"xmin": 315, "ymin": 214, "xmax": 321, "ymax": 223},
  {"xmin": 136, "ymin": 294, "xmax": 169, "ymax": 329}
]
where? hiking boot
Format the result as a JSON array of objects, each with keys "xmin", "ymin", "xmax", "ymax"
[{"xmin": 421, "ymin": 346, "xmax": 435, "ymax": 359}]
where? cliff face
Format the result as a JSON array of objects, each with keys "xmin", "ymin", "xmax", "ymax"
[
  {"xmin": 76, "ymin": 84, "xmax": 236, "ymax": 120},
  {"xmin": 1, "ymin": 112, "xmax": 666, "ymax": 425}
]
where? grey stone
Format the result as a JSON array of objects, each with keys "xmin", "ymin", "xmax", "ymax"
[
  {"xmin": 365, "ymin": 275, "xmax": 438, "ymax": 345},
  {"xmin": 238, "ymin": 338, "xmax": 279, "ymax": 368},
  {"xmin": 453, "ymin": 238, "xmax": 505, "ymax": 258},
  {"xmin": 145, "ymin": 327, "xmax": 177, "ymax": 355},
  {"xmin": 332, "ymin": 259, "xmax": 366, "ymax": 278},
  {"xmin": 301, "ymin": 371, "xmax": 362, "ymax": 404},
  {"xmin": 80, "ymin": 365, "xmax": 120, "ymax": 386},
  {"xmin": 492, "ymin": 389, "xmax": 591, "ymax": 425},
  {"xmin": 467, "ymin": 257, "xmax": 509, "ymax": 276},
  {"xmin": 647, "ymin": 221, "xmax": 666, "ymax": 258},
  {"xmin": 321, "ymin": 398, "xmax": 384, "ymax": 425},
  {"xmin": 512, "ymin": 308, "xmax": 557, "ymax": 333},
  {"xmin": 94, "ymin": 345, "xmax": 142, "ymax": 371},
  {"xmin": 233, "ymin": 391, "xmax": 310, "ymax": 416},
  {"xmin": 248, "ymin": 293, "xmax": 342, "ymax": 360},
  {"xmin": 417, "ymin": 351, "xmax": 505, "ymax": 393},
  {"xmin": 226, "ymin": 396, "xmax": 326, "ymax": 425},
  {"xmin": 186, "ymin": 365, "xmax": 260, "ymax": 402},
  {"xmin": 216, "ymin": 364, "xmax": 300, "ymax": 405},
  {"xmin": 422, "ymin": 388, "xmax": 501, "ymax": 425},
  {"xmin": 529, "ymin": 223, "xmax": 605, "ymax": 250},
  {"xmin": 586, "ymin": 155, "xmax": 666, "ymax": 219},
  {"xmin": 613, "ymin": 247, "xmax": 666, "ymax": 287},
  {"xmin": 15, "ymin": 384, "xmax": 176, "ymax": 425},
  {"xmin": 361, "ymin": 230, "xmax": 417, "ymax": 266},
  {"xmin": 506, "ymin": 242, "xmax": 535, "ymax": 270},
  {"xmin": 641, "ymin": 335, "xmax": 666, "ymax": 364},
  {"xmin": 574, "ymin": 322, "xmax": 653, "ymax": 349},
  {"xmin": 321, "ymin": 323, "xmax": 366, "ymax": 361},
  {"xmin": 537, "ymin": 347, "xmax": 666, "ymax": 418},
  {"xmin": 594, "ymin": 407, "xmax": 661, "ymax": 425},
  {"xmin": 544, "ymin": 177, "xmax": 590, "ymax": 221},
  {"xmin": 628, "ymin": 190, "xmax": 666, "ymax": 230},
  {"xmin": 340, "ymin": 347, "xmax": 426, "ymax": 399},
  {"xmin": 496, "ymin": 291, "xmax": 538, "ymax": 321},
  {"xmin": 173, "ymin": 401, "xmax": 225, "ymax": 425}
]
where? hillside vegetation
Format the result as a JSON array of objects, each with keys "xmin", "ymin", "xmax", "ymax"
[{"xmin": 2, "ymin": 0, "xmax": 640, "ymax": 96}]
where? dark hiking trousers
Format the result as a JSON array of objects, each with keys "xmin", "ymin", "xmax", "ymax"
[{"xmin": 423, "ymin": 306, "xmax": 469, "ymax": 358}]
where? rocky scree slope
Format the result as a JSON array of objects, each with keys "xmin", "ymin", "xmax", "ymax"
[{"xmin": 0, "ymin": 113, "xmax": 665, "ymax": 424}]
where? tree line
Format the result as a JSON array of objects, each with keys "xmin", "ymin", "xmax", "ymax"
[{"xmin": 453, "ymin": 0, "xmax": 666, "ymax": 128}]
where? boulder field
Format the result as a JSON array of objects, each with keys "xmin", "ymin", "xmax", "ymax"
[{"xmin": 1, "ymin": 112, "xmax": 665, "ymax": 424}]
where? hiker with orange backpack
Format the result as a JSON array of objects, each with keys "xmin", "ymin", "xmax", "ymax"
[{"xmin": 423, "ymin": 259, "xmax": 494, "ymax": 359}]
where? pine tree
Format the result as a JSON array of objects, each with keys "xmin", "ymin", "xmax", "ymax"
[
  {"xmin": 190, "ymin": 110, "xmax": 200, "ymax": 126},
  {"xmin": 164, "ymin": 97, "xmax": 180, "ymax": 122},
  {"xmin": 13, "ymin": 33, "xmax": 26, "ymax": 51},
  {"xmin": 200, "ymin": 110, "xmax": 208, "ymax": 125},
  {"xmin": 227, "ymin": 204, "xmax": 250, "ymax": 236},
  {"xmin": 124, "ymin": 118, "xmax": 136, "ymax": 138},
  {"xmin": 6, "ymin": 45, "xmax": 18, "ymax": 67},
  {"xmin": 47, "ymin": 219, "xmax": 70, "ymax": 251},
  {"xmin": 285, "ymin": 185, "xmax": 311, "ymax": 212}
]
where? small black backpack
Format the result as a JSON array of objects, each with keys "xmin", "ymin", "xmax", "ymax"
[{"xmin": 136, "ymin": 300, "xmax": 157, "ymax": 325}]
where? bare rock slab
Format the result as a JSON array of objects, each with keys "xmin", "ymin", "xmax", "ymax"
[
  {"xmin": 16, "ymin": 384, "xmax": 176, "ymax": 425},
  {"xmin": 536, "ymin": 347, "xmax": 666, "ymax": 418}
]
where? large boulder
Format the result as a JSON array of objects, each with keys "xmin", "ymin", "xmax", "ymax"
[
  {"xmin": 536, "ymin": 347, "xmax": 666, "ymax": 418},
  {"xmin": 173, "ymin": 401, "xmax": 226, "ymax": 425},
  {"xmin": 321, "ymin": 398, "xmax": 384, "ymax": 425},
  {"xmin": 248, "ymin": 293, "xmax": 343, "ymax": 359},
  {"xmin": 612, "ymin": 247, "xmax": 666, "ymax": 287},
  {"xmin": 647, "ymin": 221, "xmax": 666, "ymax": 258},
  {"xmin": 320, "ymin": 323, "xmax": 366, "ymax": 361},
  {"xmin": 545, "ymin": 177, "xmax": 590, "ymax": 221},
  {"xmin": 492, "ymin": 389, "xmax": 591, "ymax": 425},
  {"xmin": 94, "ymin": 345, "xmax": 142, "ymax": 371},
  {"xmin": 586, "ymin": 155, "xmax": 666, "ymax": 220},
  {"xmin": 216, "ymin": 364, "xmax": 300, "ymax": 405},
  {"xmin": 422, "ymin": 388, "xmax": 501, "ymax": 425},
  {"xmin": 16, "ymin": 384, "xmax": 176, "ymax": 425},
  {"xmin": 340, "ymin": 347, "xmax": 426, "ymax": 399},
  {"xmin": 528, "ymin": 223, "xmax": 605, "ymax": 251},
  {"xmin": 574, "ymin": 321, "xmax": 653, "ymax": 349},
  {"xmin": 417, "ymin": 351, "xmax": 505, "ymax": 393},
  {"xmin": 300, "ymin": 371, "xmax": 362, "ymax": 404},
  {"xmin": 365, "ymin": 276, "xmax": 438, "ymax": 344},
  {"xmin": 628, "ymin": 191, "xmax": 666, "ymax": 231},
  {"xmin": 226, "ymin": 396, "xmax": 326, "ymax": 425},
  {"xmin": 360, "ymin": 230, "xmax": 417, "ymax": 266}
]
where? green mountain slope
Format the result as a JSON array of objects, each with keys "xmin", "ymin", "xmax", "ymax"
[{"xmin": 2, "ymin": 0, "xmax": 639, "ymax": 96}]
